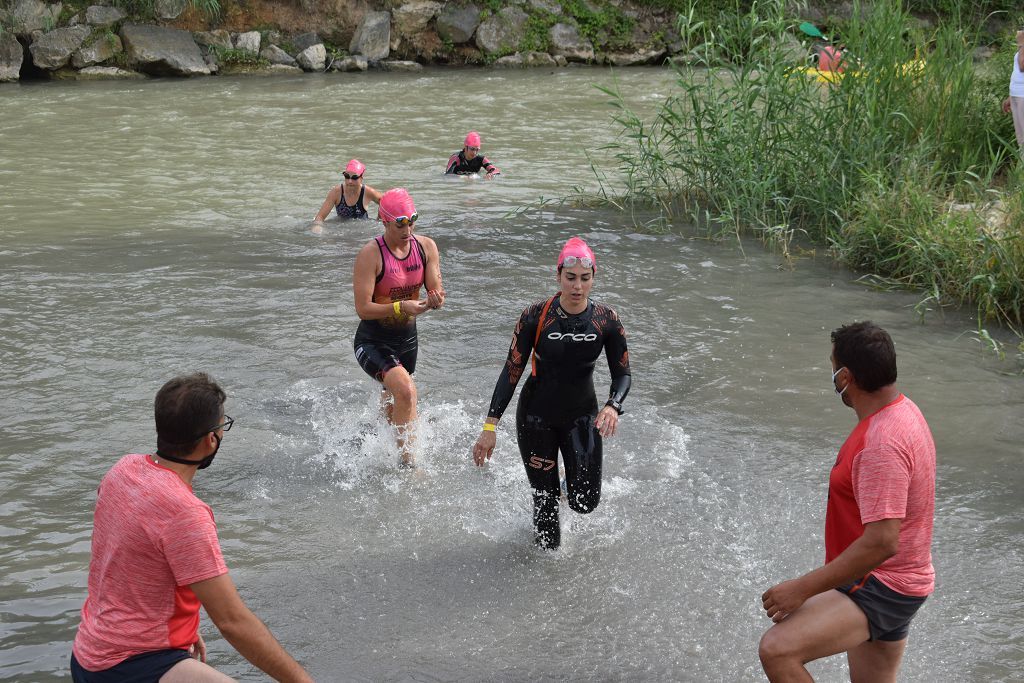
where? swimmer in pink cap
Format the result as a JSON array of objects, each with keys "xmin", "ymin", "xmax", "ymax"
[
  {"xmin": 311, "ymin": 159, "xmax": 384, "ymax": 232},
  {"xmin": 352, "ymin": 188, "xmax": 446, "ymax": 468},
  {"xmin": 445, "ymin": 131, "xmax": 501, "ymax": 179},
  {"xmin": 472, "ymin": 236, "xmax": 631, "ymax": 549}
]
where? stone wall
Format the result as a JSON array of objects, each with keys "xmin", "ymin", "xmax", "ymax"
[{"xmin": 0, "ymin": 0, "xmax": 683, "ymax": 82}]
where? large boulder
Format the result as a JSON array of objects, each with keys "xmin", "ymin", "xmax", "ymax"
[
  {"xmin": 523, "ymin": 50, "xmax": 557, "ymax": 67},
  {"xmin": 350, "ymin": 10, "xmax": 390, "ymax": 61},
  {"xmin": 393, "ymin": 1, "xmax": 441, "ymax": 39},
  {"xmin": 260, "ymin": 44, "xmax": 297, "ymax": 67},
  {"xmin": 295, "ymin": 43, "xmax": 326, "ymax": 71},
  {"xmin": 85, "ymin": 5, "xmax": 125, "ymax": 28},
  {"xmin": 193, "ymin": 30, "xmax": 231, "ymax": 50},
  {"xmin": 233, "ymin": 30, "xmax": 260, "ymax": 54},
  {"xmin": 30, "ymin": 25, "xmax": 91, "ymax": 70},
  {"xmin": 436, "ymin": 3, "xmax": 480, "ymax": 45},
  {"xmin": 8, "ymin": 0, "xmax": 62, "ymax": 35},
  {"xmin": 1, "ymin": 31, "xmax": 24, "ymax": 82},
  {"xmin": 120, "ymin": 24, "xmax": 210, "ymax": 76},
  {"xmin": 475, "ymin": 7, "xmax": 528, "ymax": 55},
  {"xmin": 548, "ymin": 23, "xmax": 594, "ymax": 62},
  {"xmin": 291, "ymin": 32, "xmax": 321, "ymax": 53},
  {"xmin": 72, "ymin": 32, "xmax": 123, "ymax": 68},
  {"xmin": 155, "ymin": 0, "xmax": 187, "ymax": 20},
  {"xmin": 331, "ymin": 54, "xmax": 368, "ymax": 72}
]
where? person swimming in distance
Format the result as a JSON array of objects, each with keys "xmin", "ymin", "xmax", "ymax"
[
  {"xmin": 445, "ymin": 131, "xmax": 501, "ymax": 179},
  {"xmin": 311, "ymin": 159, "xmax": 384, "ymax": 233}
]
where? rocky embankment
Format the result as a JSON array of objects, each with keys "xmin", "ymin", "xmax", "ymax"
[{"xmin": 0, "ymin": 0, "xmax": 683, "ymax": 83}]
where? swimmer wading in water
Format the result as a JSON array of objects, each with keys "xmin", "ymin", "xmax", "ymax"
[{"xmin": 472, "ymin": 237, "xmax": 631, "ymax": 549}]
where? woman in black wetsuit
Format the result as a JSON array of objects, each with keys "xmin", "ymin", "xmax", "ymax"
[{"xmin": 472, "ymin": 237, "xmax": 631, "ymax": 549}]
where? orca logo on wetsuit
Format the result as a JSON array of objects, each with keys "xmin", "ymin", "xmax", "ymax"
[{"xmin": 547, "ymin": 332, "xmax": 598, "ymax": 342}]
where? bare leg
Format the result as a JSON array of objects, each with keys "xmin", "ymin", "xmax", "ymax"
[
  {"xmin": 381, "ymin": 367, "xmax": 417, "ymax": 467},
  {"xmin": 379, "ymin": 388, "xmax": 395, "ymax": 424},
  {"xmin": 160, "ymin": 658, "xmax": 236, "ymax": 682},
  {"xmin": 848, "ymin": 637, "xmax": 908, "ymax": 683},
  {"xmin": 759, "ymin": 590, "xmax": 870, "ymax": 682}
]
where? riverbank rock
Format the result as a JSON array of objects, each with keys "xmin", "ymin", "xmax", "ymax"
[
  {"xmin": 120, "ymin": 24, "xmax": 210, "ymax": 76},
  {"xmin": 76, "ymin": 65, "xmax": 145, "ymax": 80},
  {"xmin": 436, "ymin": 3, "xmax": 480, "ymax": 44},
  {"xmin": 30, "ymin": 25, "xmax": 91, "ymax": 70},
  {"xmin": 331, "ymin": 55, "xmax": 368, "ymax": 72},
  {"xmin": 528, "ymin": 0, "xmax": 561, "ymax": 13},
  {"xmin": 85, "ymin": 5, "xmax": 125, "ymax": 28},
  {"xmin": 265, "ymin": 63, "xmax": 303, "ymax": 75},
  {"xmin": 350, "ymin": 10, "xmax": 390, "ymax": 61},
  {"xmin": 72, "ymin": 33, "xmax": 123, "ymax": 68},
  {"xmin": 296, "ymin": 43, "xmax": 326, "ymax": 71},
  {"xmin": 1, "ymin": 31, "xmax": 24, "ymax": 82},
  {"xmin": 291, "ymin": 32, "xmax": 321, "ymax": 53},
  {"xmin": 233, "ymin": 31, "xmax": 260, "ymax": 54},
  {"xmin": 548, "ymin": 23, "xmax": 594, "ymax": 62},
  {"xmin": 606, "ymin": 47, "xmax": 665, "ymax": 66},
  {"xmin": 382, "ymin": 59, "xmax": 422, "ymax": 71},
  {"xmin": 475, "ymin": 7, "xmax": 528, "ymax": 56},
  {"xmin": 155, "ymin": 0, "xmax": 187, "ymax": 20},
  {"xmin": 193, "ymin": 30, "xmax": 231, "ymax": 51},
  {"xmin": 494, "ymin": 50, "xmax": 558, "ymax": 68},
  {"xmin": 393, "ymin": 1, "xmax": 442, "ymax": 39},
  {"xmin": 261, "ymin": 44, "xmax": 297, "ymax": 67},
  {"xmin": 8, "ymin": 0, "xmax": 62, "ymax": 36}
]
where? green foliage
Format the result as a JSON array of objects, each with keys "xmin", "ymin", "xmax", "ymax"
[
  {"xmin": 521, "ymin": 11, "xmax": 558, "ymax": 53},
  {"xmin": 190, "ymin": 0, "xmax": 222, "ymax": 19},
  {"xmin": 213, "ymin": 46, "xmax": 269, "ymax": 66},
  {"xmin": 559, "ymin": 0, "xmax": 634, "ymax": 49},
  {"xmin": 585, "ymin": 0, "xmax": 1024, "ymax": 334}
]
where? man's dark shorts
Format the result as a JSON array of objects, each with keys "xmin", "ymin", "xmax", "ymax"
[
  {"xmin": 837, "ymin": 575, "xmax": 927, "ymax": 642},
  {"xmin": 71, "ymin": 649, "xmax": 190, "ymax": 682}
]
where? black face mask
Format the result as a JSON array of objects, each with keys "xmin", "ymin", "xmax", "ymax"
[{"xmin": 157, "ymin": 433, "xmax": 220, "ymax": 470}]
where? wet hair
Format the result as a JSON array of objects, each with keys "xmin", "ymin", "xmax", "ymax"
[
  {"xmin": 830, "ymin": 321, "xmax": 897, "ymax": 392},
  {"xmin": 154, "ymin": 373, "xmax": 226, "ymax": 457}
]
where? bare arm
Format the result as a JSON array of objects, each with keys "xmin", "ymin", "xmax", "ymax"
[
  {"xmin": 352, "ymin": 241, "xmax": 427, "ymax": 320},
  {"xmin": 419, "ymin": 236, "xmax": 446, "ymax": 309},
  {"xmin": 363, "ymin": 185, "xmax": 384, "ymax": 205},
  {"xmin": 761, "ymin": 518, "xmax": 900, "ymax": 622},
  {"xmin": 313, "ymin": 186, "xmax": 341, "ymax": 225},
  {"xmin": 191, "ymin": 574, "xmax": 313, "ymax": 683}
]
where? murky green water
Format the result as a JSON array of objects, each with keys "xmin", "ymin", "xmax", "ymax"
[{"xmin": 1, "ymin": 68, "xmax": 1021, "ymax": 681}]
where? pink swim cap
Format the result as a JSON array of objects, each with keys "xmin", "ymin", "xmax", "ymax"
[
  {"xmin": 379, "ymin": 188, "xmax": 417, "ymax": 222},
  {"xmin": 345, "ymin": 159, "xmax": 365, "ymax": 176},
  {"xmin": 464, "ymin": 131, "xmax": 482, "ymax": 147},
  {"xmin": 557, "ymin": 237, "xmax": 596, "ymax": 272}
]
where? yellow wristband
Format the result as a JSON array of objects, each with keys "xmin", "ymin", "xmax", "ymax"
[
  {"xmin": 393, "ymin": 301, "xmax": 402, "ymax": 316},
  {"xmin": 482, "ymin": 423, "xmax": 496, "ymax": 432}
]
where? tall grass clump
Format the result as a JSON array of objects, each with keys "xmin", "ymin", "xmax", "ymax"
[{"xmin": 589, "ymin": 0, "xmax": 1024, "ymax": 336}]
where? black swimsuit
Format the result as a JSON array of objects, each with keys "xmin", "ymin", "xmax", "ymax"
[
  {"xmin": 487, "ymin": 295, "xmax": 631, "ymax": 548},
  {"xmin": 336, "ymin": 185, "xmax": 368, "ymax": 219}
]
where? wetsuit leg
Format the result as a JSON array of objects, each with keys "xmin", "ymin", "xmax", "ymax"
[
  {"xmin": 353, "ymin": 332, "xmax": 418, "ymax": 381},
  {"xmin": 560, "ymin": 412, "xmax": 603, "ymax": 514},
  {"xmin": 516, "ymin": 397, "xmax": 561, "ymax": 549}
]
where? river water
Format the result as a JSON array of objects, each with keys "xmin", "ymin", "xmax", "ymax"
[{"xmin": 1, "ymin": 68, "xmax": 1022, "ymax": 682}]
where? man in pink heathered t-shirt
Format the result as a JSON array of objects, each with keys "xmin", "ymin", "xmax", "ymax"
[
  {"xmin": 759, "ymin": 322, "xmax": 936, "ymax": 682},
  {"xmin": 71, "ymin": 373, "xmax": 313, "ymax": 682}
]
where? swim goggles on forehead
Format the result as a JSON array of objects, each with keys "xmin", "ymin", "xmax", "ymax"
[
  {"xmin": 561, "ymin": 255, "xmax": 593, "ymax": 268},
  {"xmin": 385, "ymin": 213, "xmax": 418, "ymax": 226}
]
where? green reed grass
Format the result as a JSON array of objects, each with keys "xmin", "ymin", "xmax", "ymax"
[{"xmin": 586, "ymin": 0, "xmax": 1024, "ymax": 342}]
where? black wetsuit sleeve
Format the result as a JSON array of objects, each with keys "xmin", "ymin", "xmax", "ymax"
[
  {"xmin": 603, "ymin": 309, "xmax": 631, "ymax": 411},
  {"xmin": 486, "ymin": 306, "xmax": 538, "ymax": 419},
  {"xmin": 445, "ymin": 153, "xmax": 460, "ymax": 174}
]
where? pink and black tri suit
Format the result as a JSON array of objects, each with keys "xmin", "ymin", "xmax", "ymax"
[{"xmin": 353, "ymin": 235, "xmax": 427, "ymax": 381}]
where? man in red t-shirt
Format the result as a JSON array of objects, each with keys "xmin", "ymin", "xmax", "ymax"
[
  {"xmin": 71, "ymin": 373, "xmax": 313, "ymax": 683},
  {"xmin": 759, "ymin": 322, "xmax": 936, "ymax": 682}
]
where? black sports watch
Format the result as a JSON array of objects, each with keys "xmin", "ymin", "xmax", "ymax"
[{"xmin": 605, "ymin": 399, "xmax": 624, "ymax": 415}]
